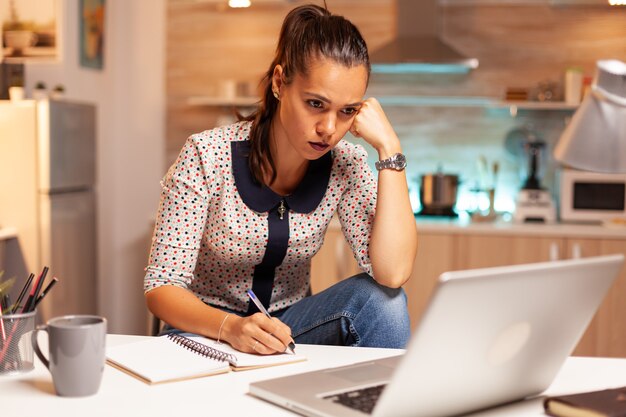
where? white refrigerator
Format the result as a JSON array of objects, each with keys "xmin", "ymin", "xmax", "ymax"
[{"xmin": 0, "ymin": 99, "xmax": 97, "ymax": 321}]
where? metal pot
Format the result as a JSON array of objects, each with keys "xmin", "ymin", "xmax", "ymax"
[{"xmin": 419, "ymin": 172, "xmax": 459, "ymax": 214}]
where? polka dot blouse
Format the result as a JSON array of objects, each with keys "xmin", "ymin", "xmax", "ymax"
[{"xmin": 144, "ymin": 121, "xmax": 377, "ymax": 313}]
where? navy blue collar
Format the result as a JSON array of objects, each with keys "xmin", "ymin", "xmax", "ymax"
[{"xmin": 231, "ymin": 141, "xmax": 332, "ymax": 214}]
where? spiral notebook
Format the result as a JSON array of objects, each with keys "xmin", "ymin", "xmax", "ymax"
[{"xmin": 106, "ymin": 333, "xmax": 306, "ymax": 385}]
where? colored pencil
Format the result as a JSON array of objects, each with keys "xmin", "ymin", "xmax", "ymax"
[
  {"xmin": 12, "ymin": 273, "xmax": 34, "ymax": 314},
  {"xmin": 34, "ymin": 277, "xmax": 59, "ymax": 308},
  {"xmin": 0, "ymin": 306, "xmax": 5, "ymax": 341},
  {"xmin": 22, "ymin": 266, "xmax": 48, "ymax": 313}
]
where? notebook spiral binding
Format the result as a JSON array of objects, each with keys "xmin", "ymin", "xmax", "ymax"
[{"xmin": 167, "ymin": 333, "xmax": 237, "ymax": 364}]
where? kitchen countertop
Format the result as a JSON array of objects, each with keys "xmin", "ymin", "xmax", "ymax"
[
  {"xmin": 326, "ymin": 213, "xmax": 626, "ymax": 239},
  {"xmin": 414, "ymin": 213, "xmax": 626, "ymax": 239}
]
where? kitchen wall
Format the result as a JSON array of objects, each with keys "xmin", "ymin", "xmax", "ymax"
[
  {"xmin": 165, "ymin": 0, "xmax": 626, "ymax": 214},
  {"xmin": 165, "ymin": 0, "xmax": 396, "ymax": 159},
  {"xmin": 19, "ymin": 0, "xmax": 166, "ymax": 334}
]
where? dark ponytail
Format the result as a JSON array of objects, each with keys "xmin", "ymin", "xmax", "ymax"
[{"xmin": 243, "ymin": 3, "xmax": 370, "ymax": 186}]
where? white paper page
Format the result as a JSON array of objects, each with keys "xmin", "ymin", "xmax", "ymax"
[
  {"xmin": 106, "ymin": 336, "xmax": 229, "ymax": 383},
  {"xmin": 188, "ymin": 335, "xmax": 306, "ymax": 368}
]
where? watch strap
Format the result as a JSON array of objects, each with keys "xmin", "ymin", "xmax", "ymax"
[{"xmin": 375, "ymin": 153, "xmax": 406, "ymax": 171}]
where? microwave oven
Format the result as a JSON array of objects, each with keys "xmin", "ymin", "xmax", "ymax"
[{"xmin": 559, "ymin": 168, "xmax": 626, "ymax": 223}]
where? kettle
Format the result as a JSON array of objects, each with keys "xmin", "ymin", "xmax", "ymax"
[{"xmin": 418, "ymin": 170, "xmax": 459, "ymax": 217}]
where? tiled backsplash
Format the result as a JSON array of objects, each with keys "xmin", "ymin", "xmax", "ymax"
[{"xmin": 352, "ymin": 103, "xmax": 575, "ymax": 215}]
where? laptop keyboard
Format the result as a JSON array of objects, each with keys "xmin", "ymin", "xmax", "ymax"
[{"xmin": 323, "ymin": 384, "xmax": 387, "ymax": 415}]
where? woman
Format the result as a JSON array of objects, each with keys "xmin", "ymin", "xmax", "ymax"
[{"xmin": 145, "ymin": 4, "xmax": 417, "ymax": 354}]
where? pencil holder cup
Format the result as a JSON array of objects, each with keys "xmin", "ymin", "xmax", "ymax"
[{"xmin": 0, "ymin": 310, "xmax": 36, "ymax": 375}]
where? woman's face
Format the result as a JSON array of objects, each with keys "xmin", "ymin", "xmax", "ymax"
[{"xmin": 272, "ymin": 57, "xmax": 368, "ymax": 161}]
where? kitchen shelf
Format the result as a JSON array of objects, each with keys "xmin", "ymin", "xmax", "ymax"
[
  {"xmin": 187, "ymin": 96, "xmax": 259, "ymax": 107},
  {"xmin": 376, "ymin": 96, "xmax": 579, "ymax": 111},
  {"xmin": 185, "ymin": 95, "xmax": 578, "ymax": 112},
  {"xmin": 377, "ymin": 96, "xmax": 496, "ymax": 107},
  {"xmin": 2, "ymin": 47, "xmax": 59, "ymax": 63},
  {"xmin": 497, "ymin": 100, "xmax": 579, "ymax": 110}
]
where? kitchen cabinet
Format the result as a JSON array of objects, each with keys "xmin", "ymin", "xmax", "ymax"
[
  {"xmin": 455, "ymin": 235, "xmax": 563, "ymax": 268},
  {"xmin": 454, "ymin": 234, "xmax": 626, "ymax": 357},
  {"xmin": 311, "ymin": 229, "xmax": 455, "ymax": 330},
  {"xmin": 311, "ymin": 221, "xmax": 626, "ymax": 357},
  {"xmin": 310, "ymin": 224, "xmax": 359, "ymax": 294},
  {"xmin": 403, "ymin": 233, "xmax": 456, "ymax": 329},
  {"xmin": 563, "ymin": 238, "xmax": 626, "ymax": 357}
]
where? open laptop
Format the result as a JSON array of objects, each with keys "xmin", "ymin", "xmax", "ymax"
[{"xmin": 250, "ymin": 254, "xmax": 625, "ymax": 417}]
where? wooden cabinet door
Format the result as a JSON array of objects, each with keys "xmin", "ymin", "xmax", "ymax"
[
  {"xmin": 310, "ymin": 226, "xmax": 360, "ymax": 294},
  {"xmin": 456, "ymin": 235, "xmax": 564, "ymax": 269},
  {"xmin": 312, "ymin": 229, "xmax": 457, "ymax": 330},
  {"xmin": 568, "ymin": 238, "xmax": 626, "ymax": 357},
  {"xmin": 403, "ymin": 233, "xmax": 456, "ymax": 330}
]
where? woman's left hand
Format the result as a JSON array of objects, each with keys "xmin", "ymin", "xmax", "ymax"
[{"xmin": 349, "ymin": 97, "xmax": 400, "ymax": 155}]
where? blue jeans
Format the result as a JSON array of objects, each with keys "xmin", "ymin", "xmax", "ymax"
[
  {"xmin": 162, "ymin": 273, "xmax": 411, "ymax": 349},
  {"xmin": 275, "ymin": 273, "xmax": 411, "ymax": 349}
]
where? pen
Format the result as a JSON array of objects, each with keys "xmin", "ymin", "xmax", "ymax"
[
  {"xmin": 0, "ymin": 294, "xmax": 12, "ymax": 343},
  {"xmin": 0, "ymin": 294, "xmax": 8, "ymax": 313},
  {"xmin": 34, "ymin": 277, "xmax": 59, "ymax": 308},
  {"xmin": 12, "ymin": 273, "xmax": 34, "ymax": 314},
  {"xmin": 22, "ymin": 266, "xmax": 48, "ymax": 313},
  {"xmin": 247, "ymin": 289, "xmax": 296, "ymax": 354},
  {"xmin": 0, "ymin": 302, "xmax": 6, "ymax": 341}
]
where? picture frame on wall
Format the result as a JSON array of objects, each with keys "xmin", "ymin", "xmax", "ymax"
[{"xmin": 79, "ymin": 0, "xmax": 105, "ymax": 70}]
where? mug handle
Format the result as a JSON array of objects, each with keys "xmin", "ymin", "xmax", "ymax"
[{"xmin": 31, "ymin": 324, "xmax": 50, "ymax": 370}]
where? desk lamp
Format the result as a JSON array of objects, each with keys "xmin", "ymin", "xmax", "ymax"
[{"xmin": 553, "ymin": 59, "xmax": 626, "ymax": 174}]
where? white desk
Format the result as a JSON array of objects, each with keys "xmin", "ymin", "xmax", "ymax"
[{"xmin": 3, "ymin": 334, "xmax": 626, "ymax": 416}]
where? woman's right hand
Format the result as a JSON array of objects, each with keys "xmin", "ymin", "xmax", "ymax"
[{"xmin": 223, "ymin": 313, "xmax": 294, "ymax": 355}]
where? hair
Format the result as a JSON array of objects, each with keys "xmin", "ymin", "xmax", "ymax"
[{"xmin": 243, "ymin": 3, "xmax": 370, "ymax": 186}]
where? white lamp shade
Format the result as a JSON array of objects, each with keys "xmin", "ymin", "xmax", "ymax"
[{"xmin": 554, "ymin": 60, "xmax": 626, "ymax": 173}]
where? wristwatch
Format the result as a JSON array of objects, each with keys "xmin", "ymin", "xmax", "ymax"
[{"xmin": 375, "ymin": 153, "xmax": 407, "ymax": 171}]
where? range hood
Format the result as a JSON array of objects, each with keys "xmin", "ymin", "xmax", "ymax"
[{"xmin": 370, "ymin": 0, "xmax": 479, "ymax": 74}]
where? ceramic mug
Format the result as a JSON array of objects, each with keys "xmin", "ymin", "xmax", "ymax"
[{"xmin": 32, "ymin": 315, "xmax": 107, "ymax": 397}]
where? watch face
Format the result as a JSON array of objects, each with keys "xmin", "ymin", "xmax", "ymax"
[{"xmin": 393, "ymin": 153, "xmax": 407, "ymax": 169}]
